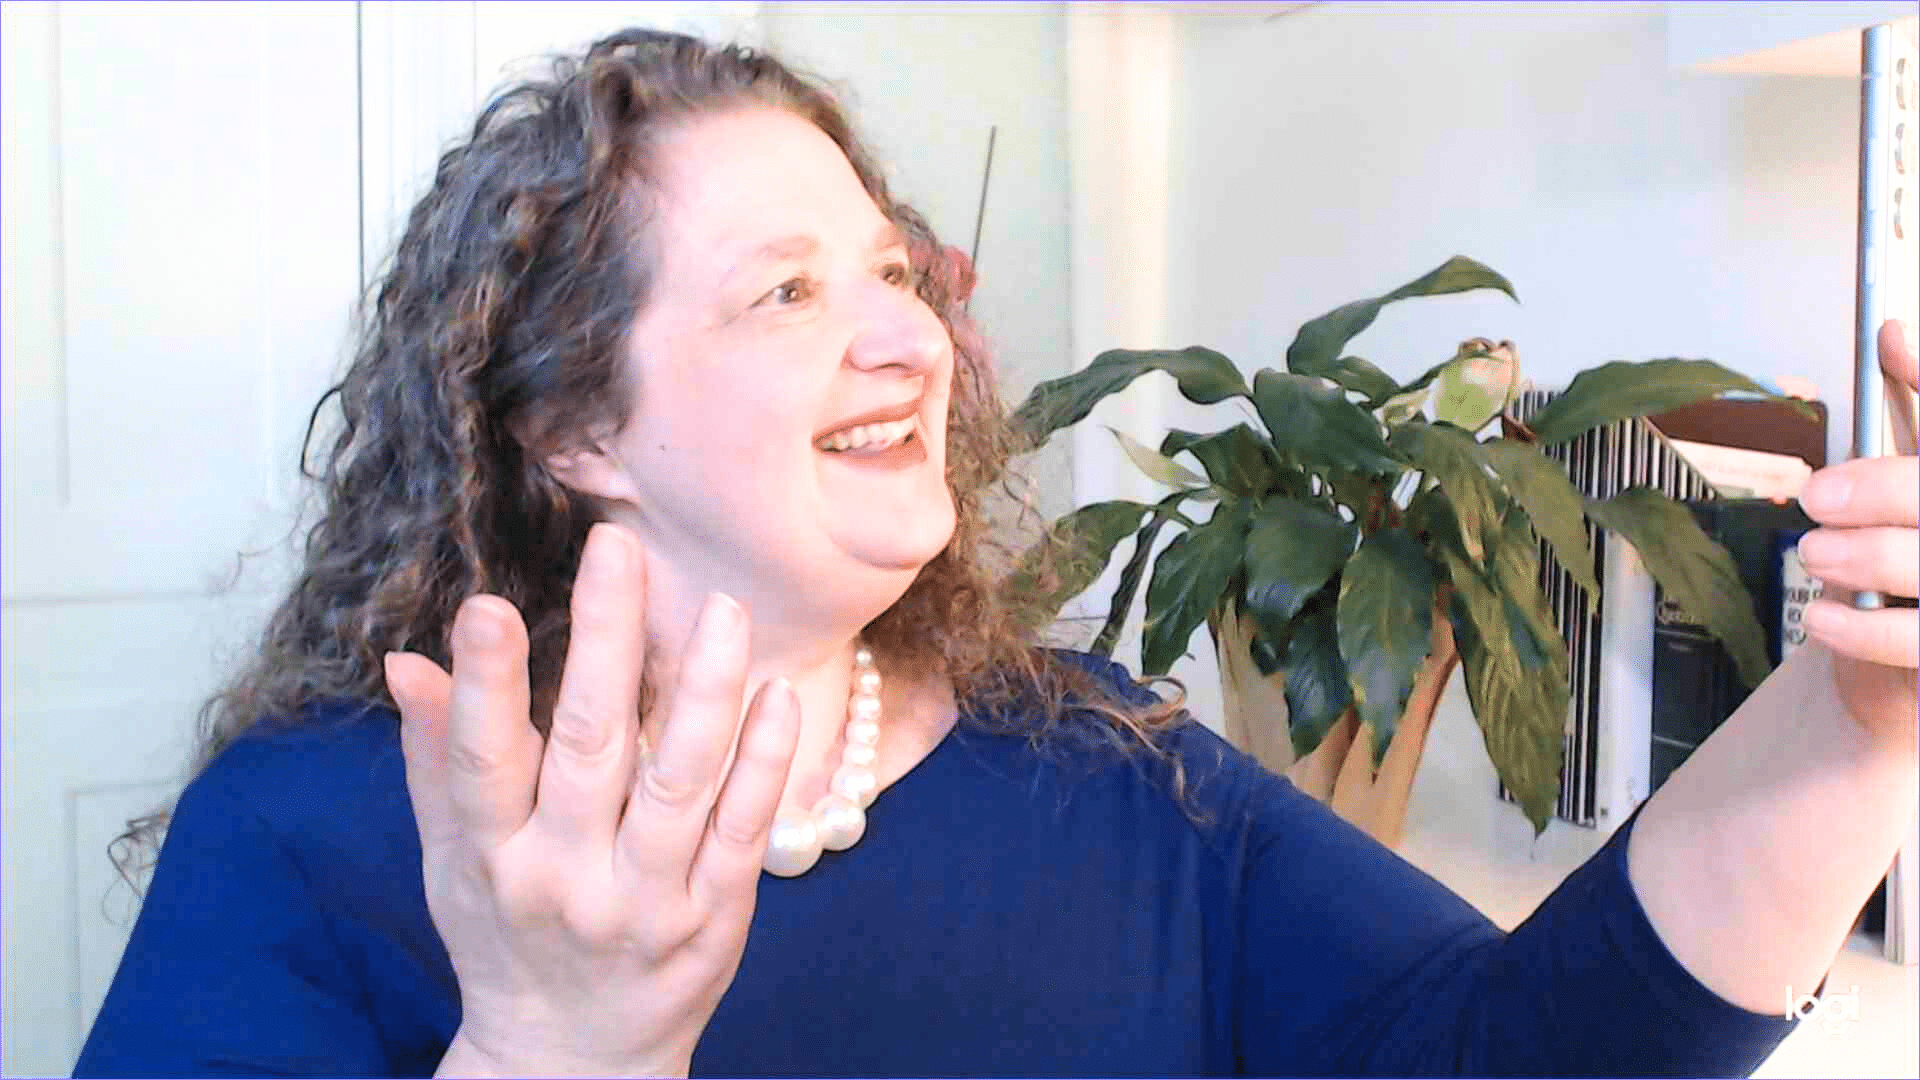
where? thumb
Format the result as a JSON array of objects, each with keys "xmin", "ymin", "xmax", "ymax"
[{"xmin": 1879, "ymin": 319, "xmax": 1917, "ymax": 456}]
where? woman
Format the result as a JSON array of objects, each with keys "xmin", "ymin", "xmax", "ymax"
[{"xmin": 76, "ymin": 28, "xmax": 1918, "ymax": 1078}]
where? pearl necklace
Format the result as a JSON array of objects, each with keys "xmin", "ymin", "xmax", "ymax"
[{"xmin": 762, "ymin": 643, "xmax": 882, "ymax": 877}]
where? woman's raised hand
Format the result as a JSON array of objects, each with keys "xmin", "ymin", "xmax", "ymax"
[{"xmin": 383, "ymin": 522, "xmax": 799, "ymax": 1078}]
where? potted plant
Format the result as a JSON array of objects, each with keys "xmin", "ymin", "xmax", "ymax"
[{"xmin": 1009, "ymin": 256, "xmax": 1803, "ymax": 843}]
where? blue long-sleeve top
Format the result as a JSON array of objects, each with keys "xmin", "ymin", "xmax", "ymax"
[{"xmin": 74, "ymin": 651, "xmax": 1815, "ymax": 1077}]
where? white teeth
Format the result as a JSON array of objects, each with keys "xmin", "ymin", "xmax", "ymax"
[{"xmin": 817, "ymin": 417, "xmax": 915, "ymax": 453}]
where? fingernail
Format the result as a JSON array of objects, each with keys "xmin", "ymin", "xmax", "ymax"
[
  {"xmin": 764, "ymin": 676, "xmax": 800, "ymax": 734},
  {"xmin": 584, "ymin": 522, "xmax": 637, "ymax": 578},
  {"xmin": 1799, "ymin": 473, "xmax": 1851, "ymax": 517},
  {"xmin": 458, "ymin": 598, "xmax": 506, "ymax": 649},
  {"xmin": 1796, "ymin": 529, "xmax": 1844, "ymax": 568},
  {"xmin": 701, "ymin": 592, "xmax": 743, "ymax": 634},
  {"xmin": 769, "ymin": 675, "xmax": 796, "ymax": 711}
]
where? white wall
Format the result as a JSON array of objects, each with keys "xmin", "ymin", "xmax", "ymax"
[
  {"xmin": 1145, "ymin": 0, "xmax": 1866, "ymax": 812},
  {"xmin": 1667, "ymin": 0, "xmax": 1917, "ymax": 75},
  {"xmin": 761, "ymin": 2, "xmax": 1078, "ymax": 519},
  {"xmin": 1167, "ymin": 1, "xmax": 1861, "ymax": 467}
]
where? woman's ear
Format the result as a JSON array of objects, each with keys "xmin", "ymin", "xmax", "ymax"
[{"xmin": 543, "ymin": 439, "xmax": 639, "ymax": 505}]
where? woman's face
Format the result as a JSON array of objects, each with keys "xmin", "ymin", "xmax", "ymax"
[{"xmin": 579, "ymin": 106, "xmax": 958, "ymax": 636}]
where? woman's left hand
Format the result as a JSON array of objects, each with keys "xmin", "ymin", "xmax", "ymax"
[{"xmin": 1793, "ymin": 318, "xmax": 1919, "ymax": 747}]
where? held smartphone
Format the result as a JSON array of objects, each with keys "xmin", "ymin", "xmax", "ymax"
[{"xmin": 1853, "ymin": 23, "xmax": 1919, "ymax": 610}]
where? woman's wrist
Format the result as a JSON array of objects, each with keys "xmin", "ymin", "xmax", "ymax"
[
  {"xmin": 435, "ymin": 1026, "xmax": 692, "ymax": 1079},
  {"xmin": 434, "ymin": 1030, "xmax": 514, "ymax": 1078}
]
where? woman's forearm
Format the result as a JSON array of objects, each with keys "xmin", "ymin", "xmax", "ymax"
[{"xmin": 1625, "ymin": 640, "xmax": 1917, "ymax": 1015}]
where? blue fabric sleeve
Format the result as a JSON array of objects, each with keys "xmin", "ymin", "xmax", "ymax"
[
  {"xmin": 1233, "ymin": 780, "xmax": 1813, "ymax": 1077},
  {"xmin": 72, "ymin": 749, "xmax": 392, "ymax": 1078}
]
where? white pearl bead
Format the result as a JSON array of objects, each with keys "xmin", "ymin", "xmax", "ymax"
[
  {"xmin": 811, "ymin": 794, "xmax": 867, "ymax": 851},
  {"xmin": 830, "ymin": 763, "xmax": 879, "ymax": 808},
  {"xmin": 845, "ymin": 715, "xmax": 881, "ymax": 746},
  {"xmin": 759, "ymin": 640, "xmax": 886, "ymax": 878},
  {"xmin": 763, "ymin": 812, "xmax": 823, "ymax": 877}
]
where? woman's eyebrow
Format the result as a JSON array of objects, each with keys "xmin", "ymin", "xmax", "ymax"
[
  {"xmin": 723, "ymin": 223, "xmax": 908, "ymax": 284},
  {"xmin": 872, "ymin": 222, "xmax": 907, "ymax": 254},
  {"xmin": 724, "ymin": 234, "xmax": 818, "ymax": 285}
]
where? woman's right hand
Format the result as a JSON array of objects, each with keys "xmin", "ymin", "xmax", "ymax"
[{"xmin": 383, "ymin": 522, "xmax": 799, "ymax": 1078}]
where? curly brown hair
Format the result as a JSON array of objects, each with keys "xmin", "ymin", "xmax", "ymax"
[{"xmin": 115, "ymin": 28, "xmax": 1189, "ymax": 881}]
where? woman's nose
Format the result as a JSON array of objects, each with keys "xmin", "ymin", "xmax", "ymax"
[{"xmin": 844, "ymin": 284, "xmax": 947, "ymax": 375}]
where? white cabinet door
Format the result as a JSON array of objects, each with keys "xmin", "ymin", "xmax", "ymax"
[
  {"xmin": 361, "ymin": 0, "xmax": 764, "ymax": 283},
  {"xmin": 0, "ymin": 3, "xmax": 359, "ymax": 1074}
]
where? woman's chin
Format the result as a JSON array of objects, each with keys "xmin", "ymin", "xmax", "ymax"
[{"xmin": 834, "ymin": 511, "xmax": 956, "ymax": 576}]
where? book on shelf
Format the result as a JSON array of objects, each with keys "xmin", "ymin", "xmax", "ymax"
[
  {"xmin": 1646, "ymin": 500, "xmax": 1814, "ymax": 795},
  {"xmin": 1500, "ymin": 391, "xmax": 1830, "ymax": 828},
  {"xmin": 1505, "ymin": 385, "xmax": 1916, "ymax": 964},
  {"xmin": 1665, "ymin": 438, "xmax": 1813, "ymax": 500},
  {"xmin": 1496, "ymin": 391, "xmax": 1828, "ymax": 830}
]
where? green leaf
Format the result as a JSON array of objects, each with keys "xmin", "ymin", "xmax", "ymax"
[
  {"xmin": 1584, "ymin": 488, "xmax": 1772, "ymax": 688},
  {"xmin": 1391, "ymin": 422, "xmax": 1501, "ymax": 564},
  {"xmin": 1253, "ymin": 370, "xmax": 1404, "ymax": 476},
  {"xmin": 1285, "ymin": 256, "xmax": 1519, "ymax": 379},
  {"xmin": 1486, "ymin": 503, "xmax": 1570, "ymax": 674},
  {"xmin": 1109, "ymin": 427, "xmax": 1208, "ymax": 491},
  {"xmin": 1089, "ymin": 491, "xmax": 1190, "ymax": 657},
  {"xmin": 1318, "ymin": 467, "xmax": 1380, "ymax": 521},
  {"xmin": 1404, "ymin": 483, "xmax": 1467, "ymax": 562},
  {"xmin": 1325, "ymin": 355, "xmax": 1401, "ymax": 404},
  {"xmin": 1012, "ymin": 346, "xmax": 1250, "ymax": 447},
  {"xmin": 1478, "ymin": 439, "xmax": 1600, "ymax": 596},
  {"xmin": 1432, "ymin": 340, "xmax": 1519, "ymax": 434},
  {"xmin": 1377, "ymin": 385, "xmax": 1431, "ymax": 425},
  {"xmin": 1009, "ymin": 500, "xmax": 1150, "ymax": 623},
  {"xmin": 1242, "ymin": 596, "xmax": 1289, "ymax": 677},
  {"xmin": 1140, "ymin": 504, "xmax": 1249, "ymax": 675},
  {"xmin": 1161, "ymin": 425, "xmax": 1279, "ymax": 497},
  {"xmin": 1335, "ymin": 528, "xmax": 1437, "ymax": 766},
  {"xmin": 1446, "ymin": 563, "xmax": 1567, "ymax": 838},
  {"xmin": 1280, "ymin": 600, "xmax": 1353, "ymax": 757},
  {"xmin": 1525, "ymin": 358, "xmax": 1814, "ymax": 446},
  {"xmin": 1243, "ymin": 500, "xmax": 1359, "ymax": 648}
]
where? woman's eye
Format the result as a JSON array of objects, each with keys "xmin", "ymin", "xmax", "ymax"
[
  {"xmin": 880, "ymin": 262, "xmax": 913, "ymax": 288},
  {"xmin": 760, "ymin": 277, "xmax": 813, "ymax": 307}
]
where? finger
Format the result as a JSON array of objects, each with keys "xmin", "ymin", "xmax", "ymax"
[
  {"xmin": 1804, "ymin": 596, "xmax": 1919, "ymax": 671},
  {"xmin": 387, "ymin": 651, "xmax": 457, "ymax": 848},
  {"xmin": 1881, "ymin": 319, "xmax": 1917, "ymax": 391},
  {"xmin": 445, "ymin": 594, "xmax": 543, "ymax": 849},
  {"xmin": 692, "ymin": 676, "xmax": 801, "ymax": 908},
  {"xmin": 1796, "ymin": 527, "xmax": 1920, "ymax": 598},
  {"xmin": 528, "ymin": 522, "xmax": 648, "ymax": 855},
  {"xmin": 1798, "ymin": 457, "xmax": 1919, "ymax": 528},
  {"xmin": 1880, "ymin": 319, "xmax": 1918, "ymax": 455},
  {"xmin": 616, "ymin": 591, "xmax": 751, "ymax": 894}
]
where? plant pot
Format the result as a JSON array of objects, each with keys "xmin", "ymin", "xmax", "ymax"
[{"xmin": 1212, "ymin": 603, "xmax": 1460, "ymax": 849}]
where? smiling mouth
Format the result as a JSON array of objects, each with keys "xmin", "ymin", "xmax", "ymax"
[{"xmin": 815, "ymin": 415, "xmax": 919, "ymax": 454}]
